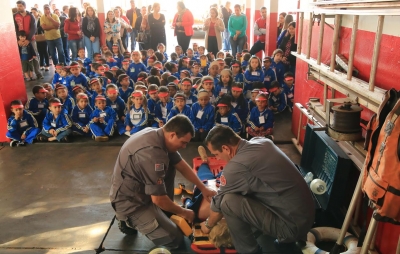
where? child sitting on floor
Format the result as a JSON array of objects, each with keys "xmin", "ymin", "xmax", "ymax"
[
  {"xmin": 247, "ymin": 92, "xmax": 274, "ymax": 140},
  {"xmin": 215, "ymin": 95, "xmax": 242, "ymax": 135},
  {"xmin": 153, "ymin": 86, "xmax": 174, "ymax": 128},
  {"xmin": 268, "ymin": 81, "xmax": 287, "ymax": 114},
  {"xmin": 38, "ymin": 98, "xmax": 72, "ymax": 142},
  {"xmin": 71, "ymin": 93, "xmax": 93, "ymax": 136},
  {"xmin": 106, "ymin": 84, "xmax": 126, "ymax": 135},
  {"xmin": 190, "ymin": 89, "xmax": 215, "ymax": 142},
  {"xmin": 125, "ymin": 90, "xmax": 148, "ymax": 136},
  {"xmin": 89, "ymin": 95, "xmax": 117, "ymax": 142},
  {"xmin": 6, "ymin": 100, "xmax": 40, "ymax": 146},
  {"xmin": 167, "ymin": 93, "xmax": 192, "ymax": 121}
]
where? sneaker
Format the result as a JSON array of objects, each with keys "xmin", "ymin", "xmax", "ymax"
[
  {"xmin": 30, "ymin": 77, "xmax": 36, "ymax": 81},
  {"xmin": 60, "ymin": 136, "xmax": 71, "ymax": 143},
  {"xmin": 95, "ymin": 136, "xmax": 109, "ymax": 142},
  {"xmin": 17, "ymin": 141, "xmax": 26, "ymax": 146},
  {"xmin": 198, "ymin": 146, "xmax": 208, "ymax": 162},
  {"xmin": 124, "ymin": 131, "xmax": 131, "ymax": 137},
  {"xmin": 10, "ymin": 140, "xmax": 18, "ymax": 147},
  {"xmin": 40, "ymin": 67, "xmax": 45, "ymax": 70},
  {"xmin": 45, "ymin": 67, "xmax": 49, "ymax": 71},
  {"xmin": 266, "ymin": 135, "xmax": 274, "ymax": 142},
  {"xmin": 39, "ymin": 76, "xmax": 44, "ymax": 79}
]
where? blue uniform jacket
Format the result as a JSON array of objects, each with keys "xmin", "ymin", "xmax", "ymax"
[
  {"xmin": 106, "ymin": 97, "xmax": 126, "ymax": 120},
  {"xmin": 147, "ymin": 98, "xmax": 158, "ymax": 122},
  {"xmin": 215, "ymin": 110, "xmax": 242, "ymax": 134},
  {"xmin": 61, "ymin": 95, "xmax": 75, "ymax": 115},
  {"xmin": 25, "ymin": 97, "xmax": 49, "ymax": 116},
  {"xmin": 244, "ymin": 69, "xmax": 265, "ymax": 93},
  {"xmin": 232, "ymin": 98, "xmax": 249, "ymax": 124},
  {"xmin": 128, "ymin": 62, "xmax": 147, "ymax": 82},
  {"xmin": 241, "ymin": 60, "xmax": 249, "ymax": 69},
  {"xmin": 248, "ymin": 99, "xmax": 256, "ymax": 111},
  {"xmin": 7, "ymin": 110, "xmax": 38, "ymax": 136},
  {"xmin": 263, "ymin": 67, "xmax": 276, "ymax": 89},
  {"xmin": 67, "ymin": 73, "xmax": 89, "ymax": 91},
  {"xmin": 119, "ymin": 87, "xmax": 134, "ymax": 103},
  {"xmin": 52, "ymin": 73, "xmax": 64, "ymax": 85},
  {"xmin": 215, "ymin": 85, "xmax": 231, "ymax": 101},
  {"xmin": 234, "ymin": 73, "xmax": 245, "ymax": 83},
  {"xmin": 185, "ymin": 93, "xmax": 198, "ymax": 107},
  {"xmin": 90, "ymin": 89, "xmax": 106, "ymax": 108},
  {"xmin": 154, "ymin": 99, "xmax": 174, "ymax": 123},
  {"xmin": 200, "ymin": 63, "xmax": 209, "ymax": 76},
  {"xmin": 71, "ymin": 105, "xmax": 93, "ymax": 130},
  {"xmin": 75, "ymin": 57, "xmax": 92, "ymax": 75},
  {"xmin": 247, "ymin": 107, "xmax": 274, "ymax": 130},
  {"xmin": 125, "ymin": 106, "xmax": 148, "ymax": 127},
  {"xmin": 269, "ymin": 91, "xmax": 287, "ymax": 112},
  {"xmin": 167, "ymin": 105, "xmax": 192, "ymax": 121},
  {"xmin": 282, "ymin": 83, "xmax": 294, "ymax": 109},
  {"xmin": 190, "ymin": 102, "xmax": 215, "ymax": 132},
  {"xmin": 93, "ymin": 74, "xmax": 109, "ymax": 88},
  {"xmin": 271, "ymin": 61, "xmax": 285, "ymax": 84},
  {"xmin": 113, "ymin": 54, "xmax": 123, "ymax": 67},
  {"xmin": 89, "ymin": 106, "xmax": 117, "ymax": 125},
  {"xmin": 42, "ymin": 111, "xmax": 72, "ymax": 133}
]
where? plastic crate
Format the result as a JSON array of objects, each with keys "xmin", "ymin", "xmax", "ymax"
[{"xmin": 193, "ymin": 157, "xmax": 227, "ymax": 176}]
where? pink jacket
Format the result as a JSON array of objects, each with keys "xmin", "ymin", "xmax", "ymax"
[{"xmin": 172, "ymin": 9, "xmax": 194, "ymax": 36}]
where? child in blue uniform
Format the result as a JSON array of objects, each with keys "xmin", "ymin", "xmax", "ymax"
[
  {"xmin": 215, "ymin": 69, "xmax": 233, "ymax": 102},
  {"xmin": 117, "ymin": 74, "xmax": 134, "ymax": 103},
  {"xmin": 269, "ymin": 81, "xmax": 287, "ymax": 114},
  {"xmin": 230, "ymin": 83, "xmax": 249, "ymax": 127},
  {"xmin": 111, "ymin": 44, "xmax": 123, "ymax": 67},
  {"xmin": 167, "ymin": 93, "xmax": 192, "ymax": 121},
  {"xmin": 262, "ymin": 57, "xmax": 276, "ymax": 90},
  {"xmin": 153, "ymin": 86, "xmax": 174, "ymax": 128},
  {"xmin": 52, "ymin": 64, "xmax": 64, "ymax": 86},
  {"xmin": 190, "ymin": 62, "xmax": 203, "ymax": 79},
  {"xmin": 76, "ymin": 48, "xmax": 92, "ymax": 75},
  {"xmin": 180, "ymin": 78, "xmax": 197, "ymax": 107},
  {"xmin": 198, "ymin": 76, "xmax": 217, "ymax": 105},
  {"xmin": 89, "ymin": 95, "xmax": 117, "ymax": 141},
  {"xmin": 55, "ymin": 84, "xmax": 75, "ymax": 115},
  {"xmin": 6, "ymin": 100, "xmax": 40, "ymax": 146},
  {"xmin": 241, "ymin": 53, "xmax": 251, "ymax": 70},
  {"xmin": 67, "ymin": 61, "xmax": 89, "ymax": 93},
  {"xmin": 147, "ymin": 84, "xmax": 159, "ymax": 127},
  {"xmin": 167, "ymin": 82, "xmax": 178, "ymax": 98},
  {"xmin": 248, "ymin": 89, "xmax": 259, "ymax": 111},
  {"xmin": 282, "ymin": 72, "xmax": 295, "ymax": 111},
  {"xmin": 25, "ymin": 85, "xmax": 49, "ymax": 127},
  {"xmin": 71, "ymin": 93, "xmax": 93, "ymax": 136},
  {"xmin": 125, "ymin": 91, "xmax": 148, "ymax": 136},
  {"xmin": 128, "ymin": 51, "xmax": 147, "ymax": 82},
  {"xmin": 170, "ymin": 52, "xmax": 179, "ymax": 65},
  {"xmin": 231, "ymin": 60, "xmax": 245, "ymax": 83},
  {"xmin": 157, "ymin": 43, "xmax": 168, "ymax": 63},
  {"xmin": 199, "ymin": 55, "xmax": 209, "ymax": 76},
  {"xmin": 215, "ymin": 95, "xmax": 242, "ymax": 135},
  {"xmin": 38, "ymin": 98, "xmax": 72, "ymax": 142},
  {"xmin": 271, "ymin": 49, "xmax": 285, "ymax": 84},
  {"xmin": 244, "ymin": 56, "xmax": 265, "ymax": 99},
  {"xmin": 106, "ymin": 84, "xmax": 126, "ymax": 135},
  {"xmin": 192, "ymin": 42, "xmax": 199, "ymax": 58},
  {"xmin": 247, "ymin": 92, "xmax": 274, "ymax": 140},
  {"xmin": 190, "ymin": 90, "xmax": 215, "ymax": 141},
  {"xmin": 178, "ymin": 56, "xmax": 191, "ymax": 72}
]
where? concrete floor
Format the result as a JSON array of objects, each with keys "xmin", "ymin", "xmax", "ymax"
[{"xmin": 0, "ymin": 58, "xmax": 303, "ymax": 254}]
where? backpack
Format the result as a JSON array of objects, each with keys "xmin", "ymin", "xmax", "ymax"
[{"xmin": 362, "ymin": 89, "xmax": 400, "ymax": 225}]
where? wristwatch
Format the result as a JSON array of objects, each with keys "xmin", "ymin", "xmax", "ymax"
[{"xmin": 205, "ymin": 218, "xmax": 214, "ymax": 229}]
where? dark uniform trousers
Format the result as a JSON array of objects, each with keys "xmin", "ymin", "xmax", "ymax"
[
  {"xmin": 220, "ymin": 193, "xmax": 301, "ymax": 254},
  {"xmin": 126, "ymin": 203, "xmax": 183, "ymax": 249}
]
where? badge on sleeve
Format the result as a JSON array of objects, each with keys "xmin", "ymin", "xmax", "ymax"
[
  {"xmin": 220, "ymin": 175, "xmax": 227, "ymax": 186},
  {"xmin": 157, "ymin": 178, "xmax": 163, "ymax": 185},
  {"xmin": 155, "ymin": 163, "xmax": 164, "ymax": 171}
]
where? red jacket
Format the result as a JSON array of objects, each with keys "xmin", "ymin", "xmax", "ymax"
[
  {"xmin": 64, "ymin": 19, "xmax": 82, "ymax": 40},
  {"xmin": 172, "ymin": 10, "xmax": 194, "ymax": 37},
  {"xmin": 255, "ymin": 18, "xmax": 267, "ymax": 43},
  {"xmin": 14, "ymin": 11, "xmax": 36, "ymax": 41}
]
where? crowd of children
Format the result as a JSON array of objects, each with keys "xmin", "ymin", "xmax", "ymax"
[{"xmin": 7, "ymin": 42, "xmax": 295, "ymax": 146}]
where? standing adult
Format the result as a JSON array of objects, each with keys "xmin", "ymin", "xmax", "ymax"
[
  {"xmin": 114, "ymin": 7, "xmax": 131, "ymax": 52},
  {"xmin": 228, "ymin": 4, "xmax": 247, "ymax": 58},
  {"xmin": 249, "ymin": 7, "xmax": 267, "ymax": 56},
  {"xmin": 144, "ymin": 3, "xmax": 166, "ymax": 51},
  {"xmin": 277, "ymin": 14, "xmax": 293, "ymax": 48},
  {"xmin": 40, "ymin": 4, "xmax": 66, "ymax": 65},
  {"xmin": 82, "ymin": 6, "xmax": 100, "ymax": 60},
  {"xmin": 172, "ymin": 1, "xmax": 194, "ymax": 53},
  {"xmin": 104, "ymin": 11, "xmax": 129, "ymax": 52},
  {"xmin": 201, "ymin": 125, "xmax": 314, "ymax": 253},
  {"xmin": 81, "ymin": 2, "xmax": 90, "ymax": 17},
  {"xmin": 64, "ymin": 7, "xmax": 83, "ymax": 60},
  {"xmin": 136, "ymin": 6, "xmax": 149, "ymax": 50},
  {"xmin": 277, "ymin": 12, "xmax": 286, "ymax": 37},
  {"xmin": 221, "ymin": 1, "xmax": 232, "ymax": 52},
  {"xmin": 31, "ymin": 7, "xmax": 50, "ymax": 71},
  {"xmin": 109, "ymin": 115, "xmax": 216, "ymax": 250},
  {"xmin": 59, "ymin": 5, "xmax": 70, "ymax": 64},
  {"xmin": 14, "ymin": 0, "xmax": 43, "ymax": 79},
  {"xmin": 203, "ymin": 7, "xmax": 224, "ymax": 57},
  {"xmin": 126, "ymin": 0, "xmax": 141, "ymax": 51},
  {"xmin": 279, "ymin": 21, "xmax": 297, "ymax": 74}
]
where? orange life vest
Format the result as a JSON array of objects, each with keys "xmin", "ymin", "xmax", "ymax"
[{"xmin": 362, "ymin": 89, "xmax": 400, "ymax": 225}]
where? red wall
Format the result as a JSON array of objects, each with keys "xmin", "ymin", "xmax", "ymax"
[
  {"xmin": 292, "ymin": 19, "xmax": 400, "ymax": 254},
  {"xmin": 0, "ymin": 23, "xmax": 27, "ymax": 142}
]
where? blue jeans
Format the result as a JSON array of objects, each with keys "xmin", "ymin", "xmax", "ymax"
[
  {"xmin": 230, "ymin": 35, "xmax": 246, "ymax": 58},
  {"xmin": 197, "ymin": 163, "xmax": 215, "ymax": 181},
  {"xmin": 223, "ymin": 30, "xmax": 231, "ymax": 51},
  {"xmin": 41, "ymin": 128, "xmax": 72, "ymax": 142},
  {"xmin": 84, "ymin": 36, "xmax": 100, "ymax": 60},
  {"xmin": 61, "ymin": 36, "xmax": 70, "ymax": 63},
  {"xmin": 68, "ymin": 39, "xmax": 82, "ymax": 60},
  {"xmin": 130, "ymin": 29, "xmax": 138, "ymax": 51},
  {"xmin": 47, "ymin": 37, "xmax": 66, "ymax": 65}
]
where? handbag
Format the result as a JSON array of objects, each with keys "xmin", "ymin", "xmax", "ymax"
[
  {"xmin": 35, "ymin": 33, "xmax": 46, "ymax": 42},
  {"xmin": 137, "ymin": 30, "xmax": 148, "ymax": 43}
]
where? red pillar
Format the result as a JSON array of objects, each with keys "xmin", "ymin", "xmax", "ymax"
[
  {"xmin": 0, "ymin": 6, "xmax": 28, "ymax": 142},
  {"xmin": 265, "ymin": 0, "xmax": 278, "ymax": 56}
]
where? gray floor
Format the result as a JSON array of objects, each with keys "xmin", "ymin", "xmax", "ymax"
[{"xmin": 0, "ymin": 61, "xmax": 302, "ymax": 254}]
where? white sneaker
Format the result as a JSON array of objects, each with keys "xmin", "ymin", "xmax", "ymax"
[{"xmin": 124, "ymin": 131, "xmax": 131, "ymax": 137}]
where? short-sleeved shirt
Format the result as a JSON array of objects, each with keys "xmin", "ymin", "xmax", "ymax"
[
  {"xmin": 110, "ymin": 128, "xmax": 182, "ymax": 220},
  {"xmin": 40, "ymin": 14, "xmax": 61, "ymax": 40},
  {"xmin": 210, "ymin": 137, "xmax": 315, "ymax": 240}
]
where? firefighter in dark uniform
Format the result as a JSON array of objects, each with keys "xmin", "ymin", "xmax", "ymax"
[
  {"xmin": 109, "ymin": 115, "xmax": 217, "ymax": 249},
  {"xmin": 201, "ymin": 125, "xmax": 315, "ymax": 253}
]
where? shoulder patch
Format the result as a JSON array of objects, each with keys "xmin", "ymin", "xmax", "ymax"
[
  {"xmin": 220, "ymin": 175, "xmax": 227, "ymax": 186},
  {"xmin": 155, "ymin": 163, "xmax": 165, "ymax": 171}
]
